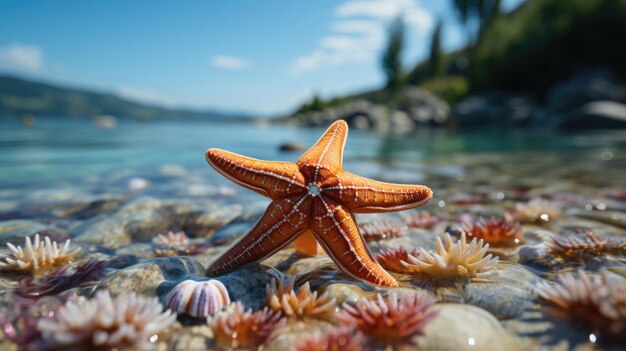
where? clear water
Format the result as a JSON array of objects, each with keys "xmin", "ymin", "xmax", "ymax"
[{"xmin": 1, "ymin": 116, "xmax": 624, "ymax": 188}]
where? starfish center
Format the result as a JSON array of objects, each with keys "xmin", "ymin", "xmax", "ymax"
[{"xmin": 307, "ymin": 183, "xmax": 320, "ymax": 196}]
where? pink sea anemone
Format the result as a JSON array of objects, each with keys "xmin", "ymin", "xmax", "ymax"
[
  {"xmin": 152, "ymin": 231, "xmax": 188, "ymax": 257},
  {"xmin": 536, "ymin": 270, "xmax": 626, "ymax": 342},
  {"xmin": 358, "ymin": 220, "xmax": 406, "ymax": 242},
  {"xmin": 548, "ymin": 232, "xmax": 625, "ymax": 260},
  {"xmin": 459, "ymin": 217, "xmax": 524, "ymax": 247},
  {"xmin": 207, "ymin": 302, "xmax": 285, "ymax": 350},
  {"xmin": 514, "ymin": 198, "xmax": 562, "ymax": 224},
  {"xmin": 375, "ymin": 246, "xmax": 420, "ymax": 274},
  {"xmin": 37, "ymin": 290, "xmax": 176, "ymax": 350},
  {"xmin": 338, "ymin": 293, "xmax": 436, "ymax": 347},
  {"xmin": 402, "ymin": 211, "xmax": 441, "ymax": 229},
  {"xmin": 293, "ymin": 326, "xmax": 367, "ymax": 351}
]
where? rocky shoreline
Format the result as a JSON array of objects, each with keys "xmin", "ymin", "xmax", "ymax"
[{"xmin": 276, "ymin": 69, "xmax": 626, "ymax": 132}]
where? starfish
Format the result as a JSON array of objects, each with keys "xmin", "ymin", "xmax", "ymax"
[{"xmin": 204, "ymin": 120, "xmax": 432, "ymax": 287}]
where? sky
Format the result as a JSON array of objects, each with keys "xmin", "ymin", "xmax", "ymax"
[{"xmin": 0, "ymin": 0, "xmax": 524, "ymax": 116}]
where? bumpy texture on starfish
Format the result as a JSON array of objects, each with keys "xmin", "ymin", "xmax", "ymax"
[{"xmin": 205, "ymin": 120, "xmax": 433, "ymax": 287}]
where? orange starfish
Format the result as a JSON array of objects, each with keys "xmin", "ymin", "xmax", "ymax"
[{"xmin": 205, "ymin": 120, "xmax": 432, "ymax": 287}]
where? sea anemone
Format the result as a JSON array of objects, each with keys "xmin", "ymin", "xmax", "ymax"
[
  {"xmin": 0, "ymin": 234, "xmax": 80, "ymax": 275},
  {"xmin": 37, "ymin": 290, "xmax": 176, "ymax": 350},
  {"xmin": 402, "ymin": 211, "xmax": 441, "ymax": 229},
  {"xmin": 548, "ymin": 232, "xmax": 625, "ymax": 260},
  {"xmin": 459, "ymin": 217, "xmax": 524, "ymax": 247},
  {"xmin": 448, "ymin": 192, "xmax": 487, "ymax": 205},
  {"xmin": 402, "ymin": 233, "xmax": 499, "ymax": 279},
  {"xmin": 375, "ymin": 246, "xmax": 420, "ymax": 274},
  {"xmin": 266, "ymin": 276, "xmax": 335, "ymax": 318},
  {"xmin": 337, "ymin": 293, "xmax": 436, "ymax": 347},
  {"xmin": 14, "ymin": 260, "xmax": 109, "ymax": 302},
  {"xmin": 514, "ymin": 198, "xmax": 562, "ymax": 224},
  {"xmin": 165, "ymin": 279, "xmax": 230, "ymax": 318},
  {"xmin": 207, "ymin": 302, "xmax": 285, "ymax": 350},
  {"xmin": 358, "ymin": 220, "xmax": 406, "ymax": 242},
  {"xmin": 536, "ymin": 270, "xmax": 626, "ymax": 342},
  {"xmin": 293, "ymin": 326, "xmax": 367, "ymax": 351},
  {"xmin": 152, "ymin": 231, "xmax": 188, "ymax": 257}
]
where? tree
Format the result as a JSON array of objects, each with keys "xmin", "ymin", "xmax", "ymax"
[
  {"xmin": 453, "ymin": 0, "xmax": 501, "ymax": 41},
  {"xmin": 427, "ymin": 19, "xmax": 444, "ymax": 78},
  {"xmin": 381, "ymin": 17, "xmax": 406, "ymax": 91},
  {"xmin": 451, "ymin": 0, "xmax": 501, "ymax": 81}
]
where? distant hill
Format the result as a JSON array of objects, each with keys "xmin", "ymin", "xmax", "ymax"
[{"xmin": 0, "ymin": 75, "xmax": 252, "ymax": 121}]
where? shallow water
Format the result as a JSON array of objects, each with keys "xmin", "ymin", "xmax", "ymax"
[{"xmin": 0, "ymin": 116, "xmax": 625, "ymax": 350}]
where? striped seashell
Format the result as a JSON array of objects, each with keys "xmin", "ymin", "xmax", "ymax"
[{"xmin": 165, "ymin": 279, "xmax": 230, "ymax": 318}]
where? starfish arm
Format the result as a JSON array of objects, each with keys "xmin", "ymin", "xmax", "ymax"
[
  {"xmin": 206, "ymin": 148, "xmax": 306, "ymax": 198},
  {"xmin": 296, "ymin": 120, "xmax": 348, "ymax": 177},
  {"xmin": 206, "ymin": 196, "xmax": 311, "ymax": 276},
  {"xmin": 321, "ymin": 171, "xmax": 433, "ymax": 213},
  {"xmin": 311, "ymin": 197, "xmax": 398, "ymax": 287}
]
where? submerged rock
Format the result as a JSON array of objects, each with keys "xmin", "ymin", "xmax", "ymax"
[
  {"xmin": 94, "ymin": 256, "xmax": 205, "ymax": 297},
  {"xmin": 416, "ymin": 304, "xmax": 530, "ymax": 351}
]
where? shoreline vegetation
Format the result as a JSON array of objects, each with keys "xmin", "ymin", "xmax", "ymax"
[
  {"xmin": 278, "ymin": 0, "xmax": 626, "ymax": 131},
  {"xmin": 1, "ymin": 0, "xmax": 625, "ymax": 131}
]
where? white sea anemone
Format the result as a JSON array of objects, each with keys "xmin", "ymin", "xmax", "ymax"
[
  {"xmin": 402, "ymin": 233, "xmax": 499, "ymax": 279},
  {"xmin": 165, "ymin": 279, "xmax": 230, "ymax": 318},
  {"xmin": 38, "ymin": 290, "xmax": 176, "ymax": 350},
  {"xmin": 266, "ymin": 276, "xmax": 335, "ymax": 317},
  {"xmin": 514, "ymin": 197, "xmax": 562, "ymax": 224},
  {"xmin": 0, "ymin": 234, "xmax": 80, "ymax": 275}
]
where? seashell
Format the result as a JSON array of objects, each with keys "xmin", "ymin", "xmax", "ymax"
[{"xmin": 165, "ymin": 279, "xmax": 230, "ymax": 318}]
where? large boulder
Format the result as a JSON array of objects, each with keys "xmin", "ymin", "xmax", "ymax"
[
  {"xmin": 279, "ymin": 87, "xmax": 450, "ymax": 133},
  {"xmin": 556, "ymin": 101, "xmax": 626, "ymax": 129},
  {"xmin": 452, "ymin": 91, "xmax": 536, "ymax": 128},
  {"xmin": 547, "ymin": 68, "xmax": 626, "ymax": 113}
]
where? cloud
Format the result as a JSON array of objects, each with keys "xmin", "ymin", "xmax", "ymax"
[
  {"xmin": 289, "ymin": 0, "xmax": 432, "ymax": 75},
  {"xmin": 0, "ymin": 43, "xmax": 44, "ymax": 72},
  {"xmin": 210, "ymin": 55, "xmax": 249, "ymax": 70}
]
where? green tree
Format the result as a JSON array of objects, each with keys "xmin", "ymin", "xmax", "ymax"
[
  {"xmin": 310, "ymin": 94, "xmax": 323, "ymax": 111},
  {"xmin": 451, "ymin": 0, "xmax": 501, "ymax": 81},
  {"xmin": 427, "ymin": 19, "xmax": 444, "ymax": 78},
  {"xmin": 381, "ymin": 17, "xmax": 406, "ymax": 91}
]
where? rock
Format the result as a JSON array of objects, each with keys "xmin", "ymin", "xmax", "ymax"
[
  {"xmin": 547, "ymin": 68, "xmax": 625, "ymax": 113},
  {"xmin": 0, "ymin": 220, "xmax": 53, "ymax": 244},
  {"xmin": 461, "ymin": 265, "xmax": 539, "ymax": 319},
  {"xmin": 568, "ymin": 208, "xmax": 626, "ymax": 229},
  {"xmin": 557, "ymin": 101, "xmax": 626, "ymax": 129},
  {"xmin": 75, "ymin": 196, "xmax": 242, "ymax": 247},
  {"xmin": 278, "ymin": 142, "xmax": 306, "ymax": 153},
  {"xmin": 453, "ymin": 91, "xmax": 536, "ymax": 128},
  {"xmin": 94, "ymin": 256, "xmax": 205, "ymax": 298},
  {"xmin": 179, "ymin": 204, "xmax": 242, "ymax": 237},
  {"xmin": 415, "ymin": 304, "xmax": 530, "ymax": 351},
  {"xmin": 76, "ymin": 209, "xmax": 168, "ymax": 248},
  {"xmin": 210, "ymin": 264, "xmax": 278, "ymax": 311},
  {"xmin": 277, "ymin": 87, "xmax": 450, "ymax": 133},
  {"xmin": 398, "ymin": 86, "xmax": 450, "ymax": 125}
]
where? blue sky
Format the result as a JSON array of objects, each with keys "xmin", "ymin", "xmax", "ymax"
[{"xmin": 0, "ymin": 0, "xmax": 524, "ymax": 115}]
